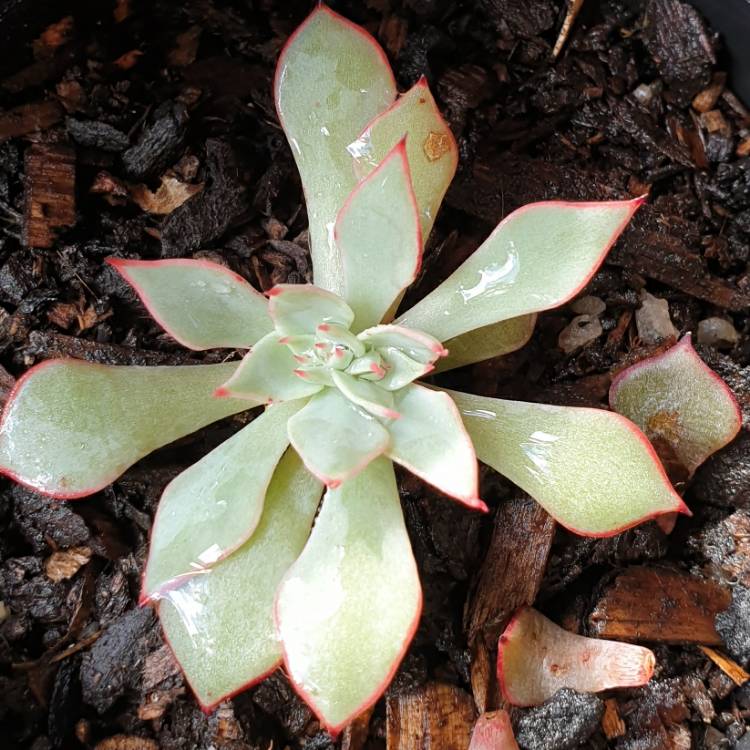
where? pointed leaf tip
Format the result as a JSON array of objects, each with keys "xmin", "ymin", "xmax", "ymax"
[
  {"xmin": 469, "ymin": 711, "xmax": 519, "ymax": 750},
  {"xmin": 108, "ymin": 258, "xmax": 272, "ymax": 350},
  {"xmin": 448, "ymin": 389, "xmax": 686, "ymax": 536},
  {"xmin": 498, "ymin": 607, "xmax": 656, "ymax": 707},
  {"xmin": 610, "ymin": 334, "xmax": 742, "ymax": 475}
]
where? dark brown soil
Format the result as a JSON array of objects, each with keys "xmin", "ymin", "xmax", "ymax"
[{"xmin": 0, "ymin": 1, "xmax": 749, "ymax": 748}]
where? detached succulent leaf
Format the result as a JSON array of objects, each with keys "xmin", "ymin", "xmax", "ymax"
[
  {"xmin": 469, "ymin": 711, "xmax": 519, "ymax": 750},
  {"xmin": 337, "ymin": 140, "xmax": 422, "ymax": 332},
  {"xmin": 397, "ymin": 199, "xmax": 642, "ymax": 342},
  {"xmin": 159, "ymin": 450, "xmax": 323, "ymax": 710},
  {"xmin": 274, "ymin": 5, "xmax": 396, "ymax": 294},
  {"xmin": 609, "ymin": 335, "xmax": 742, "ymax": 474},
  {"xmin": 498, "ymin": 607, "xmax": 655, "ymax": 706},
  {"xmin": 142, "ymin": 400, "xmax": 304, "ymax": 600},
  {"xmin": 287, "ymin": 388, "xmax": 390, "ymax": 486},
  {"xmin": 275, "ymin": 458, "xmax": 421, "ymax": 734},
  {"xmin": 268, "ymin": 284, "xmax": 355, "ymax": 335},
  {"xmin": 0, "ymin": 360, "xmax": 250, "ymax": 498},
  {"xmin": 449, "ymin": 390, "xmax": 688, "ymax": 536},
  {"xmin": 435, "ymin": 314, "xmax": 537, "ymax": 373},
  {"xmin": 387, "ymin": 385, "xmax": 483, "ymax": 509},
  {"xmin": 348, "ymin": 77, "xmax": 458, "ymax": 242},
  {"xmin": 108, "ymin": 258, "xmax": 272, "ymax": 350},
  {"xmin": 217, "ymin": 332, "xmax": 323, "ymax": 403}
]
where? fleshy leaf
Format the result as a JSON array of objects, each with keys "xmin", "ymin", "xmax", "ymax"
[
  {"xmin": 142, "ymin": 400, "xmax": 304, "ymax": 600},
  {"xmin": 435, "ymin": 314, "xmax": 537, "ymax": 373},
  {"xmin": 387, "ymin": 385, "xmax": 484, "ymax": 509},
  {"xmin": 331, "ymin": 370, "xmax": 399, "ymax": 420},
  {"xmin": 358, "ymin": 324, "xmax": 447, "ymax": 364},
  {"xmin": 0, "ymin": 360, "xmax": 250, "ymax": 498},
  {"xmin": 337, "ymin": 140, "xmax": 422, "ymax": 332},
  {"xmin": 377, "ymin": 347, "xmax": 434, "ymax": 390},
  {"xmin": 275, "ymin": 457, "xmax": 421, "ymax": 734},
  {"xmin": 498, "ymin": 607, "xmax": 655, "ymax": 707},
  {"xmin": 274, "ymin": 5, "xmax": 396, "ymax": 294},
  {"xmin": 108, "ymin": 258, "xmax": 272, "ymax": 350},
  {"xmin": 268, "ymin": 284, "xmax": 355, "ymax": 335},
  {"xmin": 396, "ymin": 198, "xmax": 643, "ymax": 342},
  {"xmin": 469, "ymin": 711, "xmax": 519, "ymax": 750},
  {"xmin": 217, "ymin": 332, "xmax": 322, "ymax": 404},
  {"xmin": 287, "ymin": 388, "xmax": 390, "ymax": 486},
  {"xmin": 609, "ymin": 335, "xmax": 742, "ymax": 475},
  {"xmin": 448, "ymin": 389, "xmax": 688, "ymax": 536},
  {"xmin": 348, "ymin": 77, "xmax": 458, "ymax": 242},
  {"xmin": 159, "ymin": 450, "xmax": 323, "ymax": 710}
]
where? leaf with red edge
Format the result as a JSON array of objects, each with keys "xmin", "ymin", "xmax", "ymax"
[
  {"xmin": 434, "ymin": 314, "xmax": 537, "ymax": 373},
  {"xmin": 0, "ymin": 360, "xmax": 249, "ymax": 498},
  {"xmin": 158, "ymin": 449, "xmax": 323, "ymax": 711},
  {"xmin": 216, "ymin": 332, "xmax": 323, "ymax": 404},
  {"xmin": 348, "ymin": 77, "xmax": 458, "ymax": 243},
  {"xmin": 268, "ymin": 284, "xmax": 355, "ymax": 336},
  {"xmin": 498, "ymin": 607, "xmax": 655, "ymax": 706},
  {"xmin": 287, "ymin": 388, "xmax": 390, "ymax": 487},
  {"xmin": 274, "ymin": 5, "xmax": 396, "ymax": 294},
  {"xmin": 448, "ymin": 389, "xmax": 689, "ymax": 536},
  {"xmin": 275, "ymin": 457, "xmax": 421, "ymax": 735},
  {"xmin": 469, "ymin": 711, "xmax": 519, "ymax": 750},
  {"xmin": 142, "ymin": 399, "xmax": 304, "ymax": 601},
  {"xmin": 609, "ymin": 334, "xmax": 742, "ymax": 475},
  {"xmin": 357, "ymin": 324, "xmax": 447, "ymax": 364},
  {"xmin": 336, "ymin": 140, "xmax": 421, "ymax": 332},
  {"xmin": 108, "ymin": 258, "xmax": 272, "ymax": 350},
  {"xmin": 387, "ymin": 384, "xmax": 484, "ymax": 510},
  {"xmin": 396, "ymin": 198, "xmax": 643, "ymax": 343}
]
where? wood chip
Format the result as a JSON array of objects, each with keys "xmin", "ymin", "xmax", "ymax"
[
  {"xmin": 602, "ymin": 699, "xmax": 626, "ymax": 739},
  {"xmin": 141, "ymin": 644, "xmax": 181, "ymax": 691},
  {"xmin": 341, "ymin": 706, "xmax": 373, "ymax": 750},
  {"xmin": 0, "ymin": 100, "xmax": 64, "ymax": 142},
  {"xmin": 465, "ymin": 494, "xmax": 555, "ymax": 644},
  {"xmin": 553, "ymin": 0, "xmax": 585, "ymax": 58},
  {"xmin": 700, "ymin": 109, "xmax": 730, "ymax": 136},
  {"xmin": 699, "ymin": 646, "xmax": 750, "ymax": 686},
  {"xmin": 691, "ymin": 73, "xmax": 726, "ymax": 113},
  {"xmin": 44, "ymin": 546, "xmax": 91, "ymax": 582},
  {"xmin": 23, "ymin": 143, "xmax": 76, "ymax": 248},
  {"xmin": 130, "ymin": 176, "xmax": 203, "ymax": 215},
  {"xmin": 386, "ymin": 683, "xmax": 475, "ymax": 750},
  {"xmin": 737, "ymin": 137, "xmax": 750, "ymax": 158},
  {"xmin": 588, "ymin": 567, "xmax": 731, "ymax": 645},
  {"xmin": 137, "ymin": 687, "xmax": 185, "ymax": 721},
  {"xmin": 94, "ymin": 736, "xmax": 159, "ymax": 750}
]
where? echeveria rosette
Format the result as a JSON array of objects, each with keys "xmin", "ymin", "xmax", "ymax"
[{"xmin": 0, "ymin": 3, "xmax": 702, "ymax": 736}]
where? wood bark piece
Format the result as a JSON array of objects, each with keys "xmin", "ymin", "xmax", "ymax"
[
  {"xmin": 465, "ymin": 494, "xmax": 555, "ymax": 644},
  {"xmin": 0, "ymin": 99, "xmax": 63, "ymax": 142},
  {"xmin": 386, "ymin": 682, "xmax": 475, "ymax": 750},
  {"xmin": 23, "ymin": 143, "xmax": 76, "ymax": 248},
  {"xmin": 588, "ymin": 567, "xmax": 731, "ymax": 645},
  {"xmin": 699, "ymin": 646, "xmax": 750, "ymax": 686}
]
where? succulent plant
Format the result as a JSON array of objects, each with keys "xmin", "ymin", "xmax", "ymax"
[{"xmin": 1, "ymin": 4, "xmax": 735, "ymax": 736}]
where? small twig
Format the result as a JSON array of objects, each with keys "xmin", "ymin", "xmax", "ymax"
[{"xmin": 553, "ymin": 0, "xmax": 586, "ymax": 59}]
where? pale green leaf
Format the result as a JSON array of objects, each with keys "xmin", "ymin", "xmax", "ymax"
[
  {"xmin": 377, "ymin": 347, "xmax": 433, "ymax": 390},
  {"xmin": 609, "ymin": 334, "xmax": 742, "ymax": 474},
  {"xmin": 348, "ymin": 77, "xmax": 458, "ymax": 242},
  {"xmin": 109, "ymin": 258, "xmax": 272, "ymax": 350},
  {"xmin": 337, "ymin": 141, "xmax": 421, "ymax": 331},
  {"xmin": 159, "ymin": 450, "xmax": 323, "ymax": 709},
  {"xmin": 358, "ymin": 324, "xmax": 447, "ymax": 364},
  {"xmin": 268, "ymin": 284, "xmax": 355, "ymax": 335},
  {"xmin": 287, "ymin": 388, "xmax": 390, "ymax": 486},
  {"xmin": 276, "ymin": 458, "xmax": 421, "ymax": 733},
  {"xmin": 388, "ymin": 385, "xmax": 483, "ymax": 509},
  {"xmin": 435, "ymin": 314, "xmax": 537, "ymax": 373},
  {"xmin": 142, "ymin": 399, "xmax": 304, "ymax": 599},
  {"xmin": 397, "ymin": 199, "xmax": 642, "ymax": 342},
  {"xmin": 217, "ymin": 332, "xmax": 322, "ymax": 403},
  {"xmin": 498, "ymin": 607, "xmax": 655, "ymax": 707},
  {"xmin": 274, "ymin": 6, "xmax": 396, "ymax": 294},
  {"xmin": 448, "ymin": 389, "xmax": 688, "ymax": 536},
  {"xmin": 0, "ymin": 360, "xmax": 250, "ymax": 498},
  {"xmin": 331, "ymin": 370, "xmax": 398, "ymax": 420}
]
